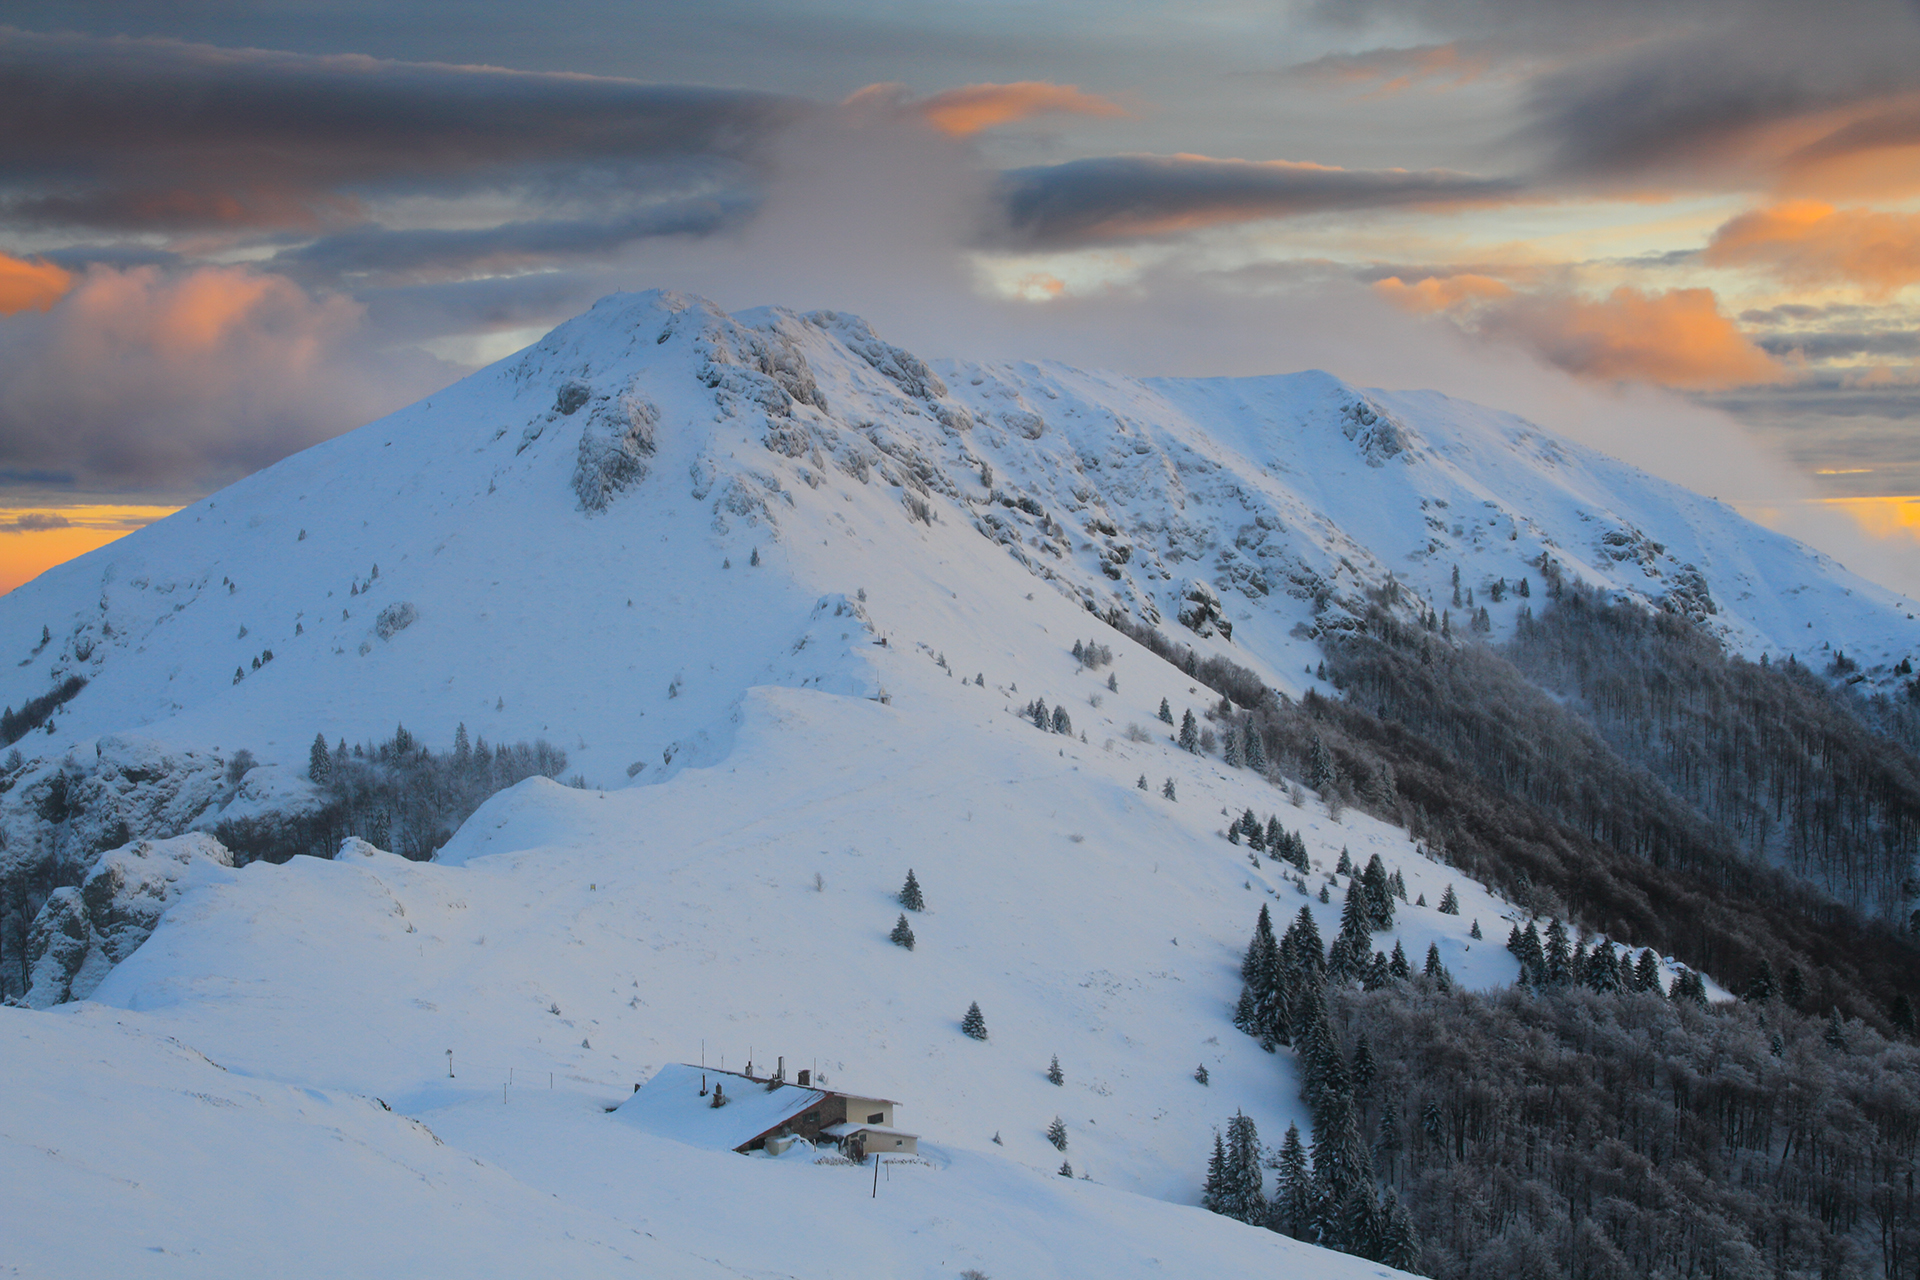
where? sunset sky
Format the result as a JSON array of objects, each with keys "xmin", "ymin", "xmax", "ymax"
[{"xmin": 4, "ymin": 0, "xmax": 1920, "ymax": 594}]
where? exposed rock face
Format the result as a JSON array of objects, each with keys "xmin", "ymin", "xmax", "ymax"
[{"xmin": 23, "ymin": 832, "xmax": 234, "ymax": 1007}]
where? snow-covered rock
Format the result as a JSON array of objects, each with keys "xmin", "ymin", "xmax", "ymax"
[{"xmin": 23, "ymin": 831, "xmax": 233, "ymax": 1006}]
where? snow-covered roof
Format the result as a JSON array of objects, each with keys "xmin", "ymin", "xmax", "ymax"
[
  {"xmin": 614, "ymin": 1064, "xmax": 826, "ymax": 1151},
  {"xmin": 820, "ymin": 1122, "xmax": 919, "ymax": 1139}
]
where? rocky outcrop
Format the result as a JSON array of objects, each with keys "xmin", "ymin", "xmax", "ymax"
[{"xmin": 23, "ymin": 832, "xmax": 234, "ymax": 1007}]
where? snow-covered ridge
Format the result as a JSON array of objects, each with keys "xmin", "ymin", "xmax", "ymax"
[{"xmin": 0, "ymin": 287, "xmax": 1910, "ymax": 793}]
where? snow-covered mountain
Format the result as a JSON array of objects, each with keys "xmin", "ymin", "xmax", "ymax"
[{"xmin": 2, "ymin": 290, "xmax": 1910, "ymax": 1278}]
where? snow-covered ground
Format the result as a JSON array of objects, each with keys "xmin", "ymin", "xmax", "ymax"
[{"xmin": 0, "ymin": 289, "xmax": 1873, "ymax": 1276}]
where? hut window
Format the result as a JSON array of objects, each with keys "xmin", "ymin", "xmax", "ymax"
[{"xmin": 868, "ymin": 1112, "xmax": 884, "ymax": 1124}]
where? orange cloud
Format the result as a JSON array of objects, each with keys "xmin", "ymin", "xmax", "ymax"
[
  {"xmin": 1488, "ymin": 286, "xmax": 1785, "ymax": 390},
  {"xmin": 1373, "ymin": 273, "xmax": 1513, "ymax": 314},
  {"xmin": 846, "ymin": 81, "xmax": 1127, "ymax": 137},
  {"xmin": 1392, "ymin": 275, "xmax": 1785, "ymax": 391},
  {"xmin": 0, "ymin": 253, "xmax": 72, "ymax": 315},
  {"xmin": 1705, "ymin": 201, "xmax": 1920, "ymax": 298}
]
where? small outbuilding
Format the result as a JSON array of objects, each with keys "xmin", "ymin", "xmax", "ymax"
[{"xmin": 615, "ymin": 1063, "xmax": 918, "ymax": 1158}]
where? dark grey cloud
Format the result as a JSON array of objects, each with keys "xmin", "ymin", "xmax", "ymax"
[
  {"xmin": 1739, "ymin": 303, "xmax": 1872, "ymax": 325},
  {"xmin": 993, "ymin": 154, "xmax": 1520, "ymax": 248},
  {"xmin": 1755, "ymin": 330, "xmax": 1920, "ymax": 360},
  {"xmin": 275, "ymin": 195, "xmax": 754, "ymax": 281},
  {"xmin": 0, "ymin": 27, "xmax": 803, "ymax": 232},
  {"xmin": 2, "ymin": 513, "xmax": 69, "ymax": 532},
  {"xmin": 0, "ymin": 470, "xmax": 76, "ymax": 488}
]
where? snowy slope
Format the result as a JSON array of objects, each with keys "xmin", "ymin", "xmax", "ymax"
[{"xmin": 0, "ymin": 288, "xmax": 1880, "ymax": 1276}]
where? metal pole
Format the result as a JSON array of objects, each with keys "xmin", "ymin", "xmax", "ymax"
[{"xmin": 872, "ymin": 1154, "xmax": 879, "ymax": 1198}]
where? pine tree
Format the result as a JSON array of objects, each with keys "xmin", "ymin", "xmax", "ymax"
[
  {"xmin": 961, "ymin": 1001, "xmax": 988, "ymax": 1040},
  {"xmin": 1269, "ymin": 1123, "xmax": 1313, "ymax": 1240},
  {"xmin": 1048, "ymin": 1115, "xmax": 1068, "ymax": 1150},
  {"xmin": 1031, "ymin": 699, "xmax": 1049, "ymax": 730},
  {"xmin": 899, "ymin": 869, "xmax": 925, "ymax": 911},
  {"xmin": 1202, "ymin": 1132, "xmax": 1228, "ymax": 1213},
  {"xmin": 1469, "ymin": 919, "xmax": 1482, "ymax": 939},
  {"xmin": 1136, "ymin": 774, "xmax": 1149, "ymax": 791},
  {"xmin": 1194, "ymin": 1063, "xmax": 1210, "ymax": 1085},
  {"xmin": 1162, "ymin": 777, "xmax": 1177, "ymax": 801},
  {"xmin": 889, "ymin": 914, "xmax": 915, "ymax": 950},
  {"xmin": 1219, "ymin": 1111, "xmax": 1265, "ymax": 1224},
  {"xmin": 1158, "ymin": 697, "xmax": 1174, "ymax": 724},
  {"xmin": 1424, "ymin": 943, "xmax": 1446, "ymax": 982},
  {"xmin": 1107, "ymin": 672, "xmax": 1118, "ymax": 693},
  {"xmin": 1388, "ymin": 869, "xmax": 1406, "ymax": 901},
  {"xmin": 1633, "ymin": 948, "xmax": 1662, "ymax": 993},
  {"xmin": 1338, "ymin": 880, "xmax": 1370, "ymax": 951},
  {"xmin": 1051, "ymin": 704, "xmax": 1072, "ymax": 735},
  {"xmin": 1361, "ymin": 854, "xmax": 1393, "ymax": 930},
  {"xmin": 1825, "ymin": 1006, "xmax": 1848, "ymax": 1050},
  {"xmin": 1047, "ymin": 1055, "xmax": 1064, "ymax": 1086},
  {"xmin": 1744, "ymin": 958, "xmax": 1777, "ymax": 1003},
  {"xmin": 1178, "ymin": 709, "xmax": 1199, "ymax": 753},
  {"xmin": 1543, "ymin": 918, "xmax": 1570, "ymax": 985},
  {"xmin": 1222, "ymin": 726, "xmax": 1241, "ymax": 767},
  {"xmin": 1058, "ymin": 1160, "xmax": 1073, "ymax": 1177},
  {"xmin": 1336, "ymin": 848, "xmax": 1353, "ymax": 876},
  {"xmin": 1377, "ymin": 1189, "xmax": 1420, "ymax": 1271},
  {"xmin": 1783, "ymin": 964, "xmax": 1809, "ymax": 1008},
  {"xmin": 1388, "ymin": 940, "xmax": 1410, "ymax": 981},
  {"xmin": 1307, "ymin": 735, "xmax": 1335, "ymax": 791},
  {"xmin": 1245, "ymin": 723, "xmax": 1266, "ymax": 772},
  {"xmin": 308, "ymin": 731, "xmax": 332, "ymax": 783},
  {"xmin": 1437, "ymin": 884, "xmax": 1459, "ymax": 915}
]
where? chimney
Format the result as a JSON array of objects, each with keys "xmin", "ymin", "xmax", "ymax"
[
  {"xmin": 776, "ymin": 1056, "xmax": 785, "ymax": 1083},
  {"xmin": 797, "ymin": 1069, "xmax": 811, "ymax": 1087}
]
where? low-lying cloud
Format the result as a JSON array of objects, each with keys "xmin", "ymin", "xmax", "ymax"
[{"xmin": 0, "ymin": 263, "xmax": 451, "ymax": 490}]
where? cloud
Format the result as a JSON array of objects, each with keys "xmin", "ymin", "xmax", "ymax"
[
  {"xmin": 0, "ymin": 253, "xmax": 72, "ymax": 315},
  {"xmin": 1705, "ymin": 201, "xmax": 1920, "ymax": 297},
  {"xmin": 1378, "ymin": 274, "xmax": 1784, "ymax": 389},
  {"xmin": 0, "ymin": 28, "xmax": 801, "ymax": 233},
  {"xmin": 844, "ymin": 81, "xmax": 1128, "ymax": 138},
  {"xmin": 1286, "ymin": 41, "xmax": 1499, "ymax": 94},
  {"xmin": 994, "ymin": 154, "xmax": 1520, "ymax": 247},
  {"xmin": 1, "ymin": 512, "xmax": 68, "ymax": 532},
  {"xmin": 1484, "ymin": 285, "xmax": 1786, "ymax": 389},
  {"xmin": 1372, "ymin": 272, "xmax": 1514, "ymax": 312},
  {"xmin": 275, "ymin": 195, "xmax": 753, "ymax": 283},
  {"xmin": 0, "ymin": 264, "xmax": 452, "ymax": 489}
]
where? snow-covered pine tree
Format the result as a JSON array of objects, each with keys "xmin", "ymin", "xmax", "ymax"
[
  {"xmin": 1361, "ymin": 854, "xmax": 1393, "ymax": 930},
  {"xmin": 1544, "ymin": 918, "xmax": 1570, "ymax": 985},
  {"xmin": 1030, "ymin": 699, "xmax": 1048, "ymax": 730},
  {"xmin": 1047, "ymin": 1116, "xmax": 1068, "ymax": 1150},
  {"xmin": 1051, "ymin": 704, "xmax": 1072, "ymax": 735},
  {"xmin": 1136, "ymin": 774, "xmax": 1149, "ymax": 791},
  {"xmin": 1245, "ymin": 722, "xmax": 1266, "ymax": 772},
  {"xmin": 308, "ymin": 731, "xmax": 332, "ymax": 783},
  {"xmin": 1058, "ymin": 1160, "xmax": 1073, "ymax": 1177},
  {"xmin": 889, "ymin": 914, "xmax": 915, "ymax": 950},
  {"xmin": 1162, "ymin": 777, "xmax": 1177, "ymax": 801},
  {"xmin": 1269, "ymin": 1122, "xmax": 1313, "ymax": 1240},
  {"xmin": 1106, "ymin": 672, "xmax": 1118, "ymax": 693},
  {"xmin": 1194, "ymin": 1063, "xmax": 1210, "ymax": 1085},
  {"xmin": 1178, "ymin": 709, "xmax": 1199, "ymax": 753},
  {"xmin": 1222, "ymin": 1111, "xmax": 1264, "ymax": 1224},
  {"xmin": 1157, "ymin": 697, "xmax": 1174, "ymax": 724},
  {"xmin": 1202, "ymin": 1133, "xmax": 1228, "ymax": 1213},
  {"xmin": 961, "ymin": 1001, "xmax": 988, "ymax": 1039},
  {"xmin": 1388, "ymin": 940, "xmax": 1411, "ymax": 981},
  {"xmin": 1633, "ymin": 948, "xmax": 1662, "ymax": 993},
  {"xmin": 1222, "ymin": 726, "xmax": 1241, "ymax": 767},
  {"xmin": 1469, "ymin": 918, "xmax": 1482, "ymax": 939},
  {"xmin": 1438, "ymin": 884, "xmax": 1459, "ymax": 914},
  {"xmin": 1046, "ymin": 1055, "xmax": 1064, "ymax": 1086},
  {"xmin": 899, "ymin": 869, "xmax": 925, "ymax": 911}
]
